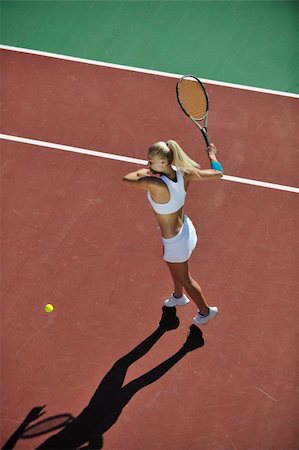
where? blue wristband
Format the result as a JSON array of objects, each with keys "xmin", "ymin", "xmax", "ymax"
[{"xmin": 211, "ymin": 161, "xmax": 224, "ymax": 173}]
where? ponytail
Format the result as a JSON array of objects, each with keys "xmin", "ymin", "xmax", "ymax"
[
  {"xmin": 166, "ymin": 140, "xmax": 199, "ymax": 172},
  {"xmin": 147, "ymin": 140, "xmax": 199, "ymax": 173}
]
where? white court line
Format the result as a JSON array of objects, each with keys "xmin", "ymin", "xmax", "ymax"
[
  {"xmin": 1, "ymin": 44, "xmax": 299, "ymax": 99},
  {"xmin": 1, "ymin": 133, "xmax": 298, "ymax": 194}
]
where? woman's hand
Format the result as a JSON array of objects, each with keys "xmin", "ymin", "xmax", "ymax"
[
  {"xmin": 207, "ymin": 143, "xmax": 218, "ymax": 161},
  {"xmin": 136, "ymin": 168, "xmax": 151, "ymax": 178}
]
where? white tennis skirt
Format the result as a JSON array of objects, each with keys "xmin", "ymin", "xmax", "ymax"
[{"xmin": 162, "ymin": 215, "xmax": 197, "ymax": 263}]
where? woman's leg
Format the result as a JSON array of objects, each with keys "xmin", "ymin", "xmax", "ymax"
[
  {"xmin": 166, "ymin": 261, "xmax": 209, "ymax": 315},
  {"xmin": 167, "ymin": 264, "xmax": 183, "ymax": 298}
]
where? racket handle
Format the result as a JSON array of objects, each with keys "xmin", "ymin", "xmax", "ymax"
[{"xmin": 201, "ymin": 128, "xmax": 211, "ymax": 147}]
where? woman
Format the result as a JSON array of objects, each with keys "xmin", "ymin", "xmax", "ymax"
[{"xmin": 123, "ymin": 140, "xmax": 224, "ymax": 326}]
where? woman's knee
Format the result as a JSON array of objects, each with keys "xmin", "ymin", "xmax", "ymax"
[{"xmin": 181, "ymin": 274, "xmax": 194, "ymax": 288}]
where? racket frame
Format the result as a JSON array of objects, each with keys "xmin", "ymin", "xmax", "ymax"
[{"xmin": 176, "ymin": 75, "xmax": 211, "ymax": 147}]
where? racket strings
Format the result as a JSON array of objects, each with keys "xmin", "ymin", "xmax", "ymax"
[{"xmin": 178, "ymin": 79, "xmax": 208, "ymax": 120}]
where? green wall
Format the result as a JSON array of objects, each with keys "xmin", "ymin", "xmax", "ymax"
[{"xmin": 1, "ymin": 0, "xmax": 298, "ymax": 93}]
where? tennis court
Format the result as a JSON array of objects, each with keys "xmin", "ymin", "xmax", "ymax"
[{"xmin": 1, "ymin": 2, "xmax": 298, "ymax": 449}]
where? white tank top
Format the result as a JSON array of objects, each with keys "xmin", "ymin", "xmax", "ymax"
[{"xmin": 147, "ymin": 170, "xmax": 186, "ymax": 214}]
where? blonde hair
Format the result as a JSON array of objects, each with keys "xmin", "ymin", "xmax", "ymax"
[{"xmin": 148, "ymin": 140, "xmax": 199, "ymax": 173}]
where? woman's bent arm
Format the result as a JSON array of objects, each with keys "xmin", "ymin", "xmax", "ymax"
[
  {"xmin": 123, "ymin": 168, "xmax": 158, "ymax": 191},
  {"xmin": 188, "ymin": 168, "xmax": 223, "ymax": 181}
]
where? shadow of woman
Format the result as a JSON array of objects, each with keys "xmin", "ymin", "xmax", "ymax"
[{"xmin": 3, "ymin": 306, "xmax": 204, "ymax": 450}]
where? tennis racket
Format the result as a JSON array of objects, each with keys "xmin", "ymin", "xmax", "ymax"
[{"xmin": 176, "ymin": 75, "xmax": 211, "ymax": 147}]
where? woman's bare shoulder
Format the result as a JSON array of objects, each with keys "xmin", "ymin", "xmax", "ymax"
[{"xmin": 183, "ymin": 167, "xmax": 200, "ymax": 187}]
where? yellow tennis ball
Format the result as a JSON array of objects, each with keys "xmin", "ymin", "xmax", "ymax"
[{"xmin": 45, "ymin": 303, "xmax": 54, "ymax": 313}]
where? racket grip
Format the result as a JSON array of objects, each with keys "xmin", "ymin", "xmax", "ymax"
[{"xmin": 201, "ymin": 128, "xmax": 211, "ymax": 147}]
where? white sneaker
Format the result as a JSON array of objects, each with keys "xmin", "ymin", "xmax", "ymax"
[
  {"xmin": 193, "ymin": 307, "xmax": 218, "ymax": 326},
  {"xmin": 164, "ymin": 293, "xmax": 190, "ymax": 307}
]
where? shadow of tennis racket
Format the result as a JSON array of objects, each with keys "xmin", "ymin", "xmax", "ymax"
[{"xmin": 22, "ymin": 414, "xmax": 73, "ymax": 439}]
